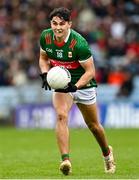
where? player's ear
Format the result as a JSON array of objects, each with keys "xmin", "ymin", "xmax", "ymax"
[{"xmin": 68, "ymin": 21, "xmax": 72, "ymax": 27}]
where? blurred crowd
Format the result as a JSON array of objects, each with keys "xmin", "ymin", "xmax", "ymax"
[{"xmin": 0, "ymin": 0, "xmax": 139, "ymax": 96}]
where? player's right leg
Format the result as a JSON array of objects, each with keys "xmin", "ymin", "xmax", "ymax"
[{"xmin": 52, "ymin": 92, "xmax": 73, "ymax": 175}]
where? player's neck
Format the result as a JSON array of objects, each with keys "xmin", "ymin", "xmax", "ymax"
[
  {"xmin": 55, "ymin": 36, "xmax": 64, "ymax": 42},
  {"xmin": 55, "ymin": 30, "xmax": 69, "ymax": 42}
]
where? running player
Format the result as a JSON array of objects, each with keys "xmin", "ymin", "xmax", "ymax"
[{"xmin": 39, "ymin": 7, "xmax": 116, "ymax": 175}]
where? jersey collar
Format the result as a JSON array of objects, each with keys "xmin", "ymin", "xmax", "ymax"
[
  {"xmin": 64, "ymin": 29, "xmax": 71, "ymax": 42},
  {"xmin": 53, "ymin": 29, "xmax": 71, "ymax": 47}
]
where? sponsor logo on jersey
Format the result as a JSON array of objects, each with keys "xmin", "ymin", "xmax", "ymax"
[
  {"xmin": 68, "ymin": 52, "xmax": 72, "ymax": 58},
  {"xmin": 49, "ymin": 59, "xmax": 80, "ymax": 69},
  {"xmin": 46, "ymin": 48, "xmax": 52, "ymax": 53},
  {"xmin": 55, "ymin": 49, "xmax": 63, "ymax": 52}
]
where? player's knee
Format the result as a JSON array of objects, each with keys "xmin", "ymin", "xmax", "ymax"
[{"xmin": 57, "ymin": 110, "xmax": 68, "ymax": 122}]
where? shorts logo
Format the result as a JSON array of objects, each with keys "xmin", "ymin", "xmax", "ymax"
[{"xmin": 68, "ymin": 52, "xmax": 72, "ymax": 58}]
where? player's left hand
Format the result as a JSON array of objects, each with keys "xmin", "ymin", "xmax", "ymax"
[{"xmin": 55, "ymin": 82, "xmax": 77, "ymax": 93}]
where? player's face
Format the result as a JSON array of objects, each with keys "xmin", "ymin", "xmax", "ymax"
[{"xmin": 51, "ymin": 16, "xmax": 72, "ymax": 41}]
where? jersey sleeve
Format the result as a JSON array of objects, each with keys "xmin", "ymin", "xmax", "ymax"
[
  {"xmin": 76, "ymin": 37, "xmax": 92, "ymax": 62},
  {"xmin": 40, "ymin": 30, "xmax": 46, "ymax": 51}
]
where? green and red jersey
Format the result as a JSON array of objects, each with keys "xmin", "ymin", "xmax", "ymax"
[{"xmin": 40, "ymin": 28, "xmax": 97, "ymax": 89}]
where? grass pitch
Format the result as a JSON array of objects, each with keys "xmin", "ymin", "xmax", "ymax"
[{"xmin": 0, "ymin": 128, "xmax": 139, "ymax": 179}]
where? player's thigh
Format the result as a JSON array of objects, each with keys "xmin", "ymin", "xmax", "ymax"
[
  {"xmin": 52, "ymin": 92, "xmax": 73, "ymax": 113},
  {"xmin": 77, "ymin": 103, "xmax": 99, "ymax": 124}
]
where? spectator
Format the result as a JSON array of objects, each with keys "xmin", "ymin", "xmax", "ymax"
[
  {"xmin": 0, "ymin": 0, "xmax": 139, "ymax": 91},
  {"xmin": 117, "ymin": 69, "xmax": 134, "ymax": 97}
]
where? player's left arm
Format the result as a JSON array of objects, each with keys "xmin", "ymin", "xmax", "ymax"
[{"xmin": 75, "ymin": 56, "xmax": 95, "ymax": 89}]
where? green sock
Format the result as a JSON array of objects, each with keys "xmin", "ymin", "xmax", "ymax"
[
  {"xmin": 61, "ymin": 154, "xmax": 69, "ymax": 161},
  {"xmin": 102, "ymin": 147, "xmax": 110, "ymax": 156}
]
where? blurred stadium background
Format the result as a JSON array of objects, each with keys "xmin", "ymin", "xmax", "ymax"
[
  {"xmin": 0, "ymin": 0, "xmax": 139, "ymax": 178},
  {"xmin": 0, "ymin": 0, "xmax": 139, "ymax": 128}
]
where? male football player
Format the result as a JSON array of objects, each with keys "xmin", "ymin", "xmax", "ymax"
[{"xmin": 39, "ymin": 7, "xmax": 116, "ymax": 175}]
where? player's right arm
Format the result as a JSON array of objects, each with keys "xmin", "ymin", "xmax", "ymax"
[
  {"xmin": 39, "ymin": 29, "xmax": 52, "ymax": 73},
  {"xmin": 39, "ymin": 48, "xmax": 50, "ymax": 73},
  {"xmin": 39, "ymin": 30, "xmax": 51, "ymax": 90},
  {"xmin": 39, "ymin": 48, "xmax": 51, "ymax": 90}
]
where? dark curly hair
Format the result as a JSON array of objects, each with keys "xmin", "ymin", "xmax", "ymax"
[{"xmin": 49, "ymin": 7, "xmax": 71, "ymax": 21}]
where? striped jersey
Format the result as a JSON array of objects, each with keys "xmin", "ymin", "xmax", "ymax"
[{"xmin": 40, "ymin": 28, "xmax": 97, "ymax": 89}]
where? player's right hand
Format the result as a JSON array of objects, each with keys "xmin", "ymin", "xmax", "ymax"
[{"xmin": 40, "ymin": 72, "xmax": 51, "ymax": 90}]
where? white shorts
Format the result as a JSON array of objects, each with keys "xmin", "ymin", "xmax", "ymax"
[{"xmin": 69, "ymin": 87, "xmax": 97, "ymax": 105}]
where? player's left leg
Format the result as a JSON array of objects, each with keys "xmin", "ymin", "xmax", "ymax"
[{"xmin": 77, "ymin": 103, "xmax": 116, "ymax": 173}]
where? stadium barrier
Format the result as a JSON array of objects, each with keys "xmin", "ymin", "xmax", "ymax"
[
  {"xmin": 15, "ymin": 102, "xmax": 139, "ymax": 128},
  {"xmin": 0, "ymin": 83, "xmax": 139, "ymax": 128}
]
